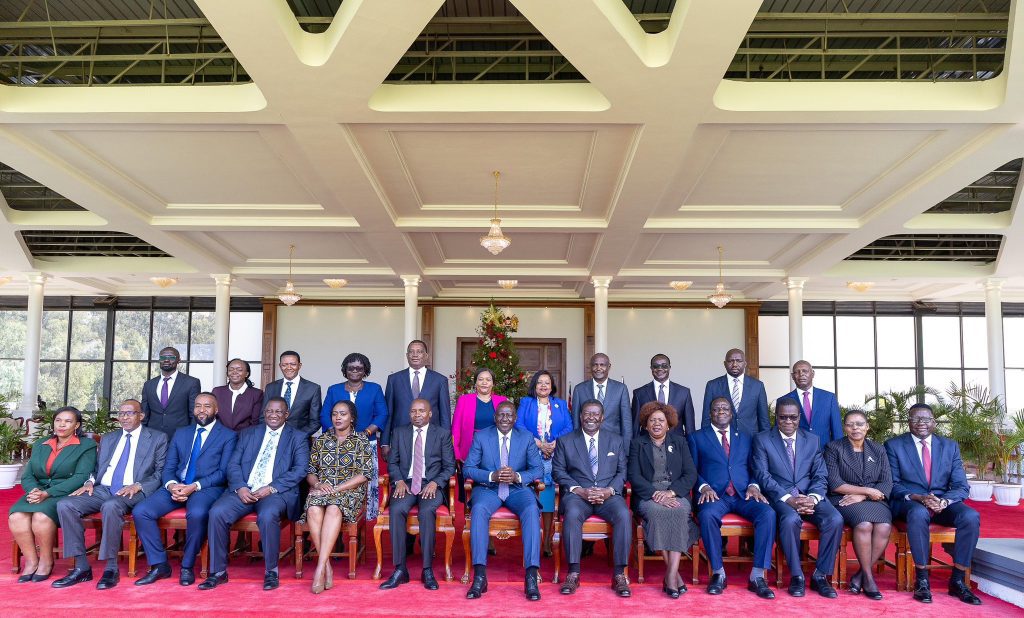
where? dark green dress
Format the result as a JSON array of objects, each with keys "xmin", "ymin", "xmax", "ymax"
[{"xmin": 10, "ymin": 435, "xmax": 98, "ymax": 524}]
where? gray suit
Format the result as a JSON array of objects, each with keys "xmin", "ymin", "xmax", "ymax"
[
  {"xmin": 570, "ymin": 379, "xmax": 632, "ymax": 444},
  {"xmin": 57, "ymin": 426, "xmax": 168, "ymax": 561}
]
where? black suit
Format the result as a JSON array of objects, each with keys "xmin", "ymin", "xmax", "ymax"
[
  {"xmin": 141, "ymin": 371, "xmax": 201, "ymax": 440},
  {"xmin": 382, "ymin": 368, "xmax": 451, "ymax": 447},
  {"xmin": 386, "ymin": 424, "xmax": 456, "ymax": 571},
  {"xmin": 551, "ymin": 429, "xmax": 631, "ymax": 568},
  {"xmin": 631, "ymin": 380, "xmax": 696, "ymax": 438},
  {"xmin": 263, "ymin": 376, "xmax": 322, "ymax": 438}
]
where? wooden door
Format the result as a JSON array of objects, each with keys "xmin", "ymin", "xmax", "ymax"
[{"xmin": 457, "ymin": 337, "xmax": 566, "ymax": 397}]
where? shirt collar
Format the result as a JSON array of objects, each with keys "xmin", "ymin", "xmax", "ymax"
[
  {"xmin": 918, "ymin": 434, "xmax": 932, "ymax": 447},
  {"xmin": 797, "ymin": 386, "xmax": 812, "ymax": 396},
  {"xmin": 45, "ymin": 435, "xmax": 81, "ymax": 450},
  {"xmin": 779, "ymin": 430, "xmax": 796, "ymax": 442},
  {"xmin": 161, "ymin": 370, "xmax": 178, "ymax": 381},
  {"xmin": 284, "ymin": 376, "xmax": 301, "ymax": 386},
  {"xmin": 728, "ymin": 374, "xmax": 745, "ymax": 385},
  {"xmin": 123, "ymin": 426, "xmax": 142, "ymax": 440},
  {"xmin": 230, "ymin": 382, "xmax": 248, "ymax": 394},
  {"xmin": 653, "ymin": 379, "xmax": 669, "ymax": 388},
  {"xmin": 593, "ymin": 378, "xmax": 608, "ymax": 387},
  {"xmin": 196, "ymin": 420, "xmax": 216, "ymax": 433},
  {"xmin": 584, "ymin": 430, "xmax": 600, "ymax": 443},
  {"xmin": 497, "ymin": 428, "xmax": 513, "ymax": 440}
]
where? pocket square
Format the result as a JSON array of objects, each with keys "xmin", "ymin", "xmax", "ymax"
[{"xmin": 606, "ymin": 452, "xmax": 615, "ymax": 456}]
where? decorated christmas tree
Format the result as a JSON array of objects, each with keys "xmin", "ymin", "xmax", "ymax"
[{"xmin": 457, "ymin": 302, "xmax": 529, "ymax": 403}]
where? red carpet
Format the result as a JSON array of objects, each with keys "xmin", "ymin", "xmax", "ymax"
[{"xmin": 1, "ymin": 487, "xmax": 1020, "ymax": 616}]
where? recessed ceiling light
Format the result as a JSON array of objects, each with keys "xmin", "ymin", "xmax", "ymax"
[
  {"xmin": 847, "ymin": 281, "xmax": 875, "ymax": 292},
  {"xmin": 669, "ymin": 280, "xmax": 692, "ymax": 291},
  {"xmin": 497, "ymin": 279, "xmax": 518, "ymax": 289},
  {"xmin": 323, "ymin": 278, "xmax": 348, "ymax": 288},
  {"xmin": 149, "ymin": 276, "xmax": 178, "ymax": 288}
]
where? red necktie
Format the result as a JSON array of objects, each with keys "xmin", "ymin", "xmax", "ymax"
[
  {"xmin": 802, "ymin": 390, "xmax": 812, "ymax": 424},
  {"xmin": 719, "ymin": 430, "xmax": 736, "ymax": 496},
  {"xmin": 921, "ymin": 439, "xmax": 932, "ymax": 486}
]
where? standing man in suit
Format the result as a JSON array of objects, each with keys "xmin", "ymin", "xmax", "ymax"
[
  {"xmin": 463, "ymin": 401, "xmax": 544, "ymax": 601},
  {"xmin": 141, "ymin": 346, "xmax": 201, "ymax": 441},
  {"xmin": 751, "ymin": 397, "xmax": 842, "ymax": 599},
  {"xmin": 631, "ymin": 354, "xmax": 695, "ymax": 438},
  {"xmin": 53, "ymin": 400, "xmax": 168, "ymax": 589},
  {"xmin": 200, "ymin": 397, "xmax": 310, "ymax": 591},
  {"xmin": 886, "ymin": 403, "xmax": 981, "ymax": 605},
  {"xmin": 379, "ymin": 398, "xmax": 456, "ymax": 591},
  {"xmin": 688, "ymin": 397, "xmax": 775, "ymax": 599},
  {"xmin": 262, "ymin": 350, "xmax": 321, "ymax": 438},
  {"xmin": 570, "ymin": 353, "xmax": 631, "ymax": 445},
  {"xmin": 551, "ymin": 399, "xmax": 632, "ymax": 597},
  {"xmin": 777, "ymin": 360, "xmax": 842, "ymax": 446},
  {"xmin": 703, "ymin": 349, "xmax": 769, "ymax": 435},
  {"xmin": 381, "ymin": 340, "xmax": 451, "ymax": 458},
  {"xmin": 133, "ymin": 392, "xmax": 237, "ymax": 586}
]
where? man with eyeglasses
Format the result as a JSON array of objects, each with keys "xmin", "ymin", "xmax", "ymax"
[
  {"xmin": 53, "ymin": 400, "xmax": 168, "ymax": 589},
  {"xmin": 142, "ymin": 346, "xmax": 202, "ymax": 440},
  {"xmin": 886, "ymin": 403, "xmax": 981, "ymax": 605},
  {"xmin": 631, "ymin": 354, "xmax": 695, "ymax": 438}
]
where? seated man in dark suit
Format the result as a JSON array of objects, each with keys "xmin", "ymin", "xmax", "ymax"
[
  {"xmin": 463, "ymin": 401, "xmax": 544, "ymax": 601},
  {"xmin": 631, "ymin": 354, "xmax": 695, "ymax": 438},
  {"xmin": 141, "ymin": 346, "xmax": 202, "ymax": 441},
  {"xmin": 702, "ymin": 349, "xmax": 769, "ymax": 435},
  {"xmin": 751, "ymin": 397, "xmax": 842, "ymax": 599},
  {"xmin": 54, "ymin": 399, "xmax": 168, "ymax": 589},
  {"xmin": 551, "ymin": 399, "xmax": 631, "ymax": 597},
  {"xmin": 886, "ymin": 403, "xmax": 981, "ymax": 605},
  {"xmin": 379, "ymin": 398, "xmax": 456, "ymax": 591},
  {"xmin": 200, "ymin": 397, "xmax": 310, "ymax": 591},
  {"xmin": 133, "ymin": 392, "xmax": 237, "ymax": 586},
  {"xmin": 688, "ymin": 397, "xmax": 775, "ymax": 598},
  {"xmin": 262, "ymin": 350, "xmax": 322, "ymax": 438}
]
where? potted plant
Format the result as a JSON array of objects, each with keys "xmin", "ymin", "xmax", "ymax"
[
  {"xmin": 991, "ymin": 410, "xmax": 1024, "ymax": 506},
  {"xmin": 0, "ymin": 421, "xmax": 24, "ymax": 489},
  {"xmin": 81, "ymin": 397, "xmax": 117, "ymax": 440},
  {"xmin": 863, "ymin": 385, "xmax": 939, "ymax": 444},
  {"xmin": 945, "ymin": 383, "xmax": 1001, "ymax": 501}
]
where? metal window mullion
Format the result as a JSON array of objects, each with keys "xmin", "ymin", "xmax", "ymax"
[
  {"xmin": 102, "ymin": 305, "xmax": 115, "ymax": 408},
  {"xmin": 147, "ymin": 298, "xmax": 155, "ymax": 380},
  {"xmin": 63, "ymin": 306, "xmax": 73, "ymax": 406}
]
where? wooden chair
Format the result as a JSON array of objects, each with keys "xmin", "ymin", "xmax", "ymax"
[
  {"xmin": 835, "ymin": 525, "xmax": 899, "ymax": 589},
  {"xmin": 461, "ymin": 479, "xmax": 544, "ymax": 584},
  {"xmin": 294, "ymin": 510, "xmax": 365, "ymax": 579},
  {"xmin": 774, "ymin": 520, "xmax": 841, "ymax": 588},
  {"xmin": 12, "ymin": 513, "xmax": 137, "ymax": 576},
  {"xmin": 372, "ymin": 474, "xmax": 456, "ymax": 581},
  {"xmin": 894, "ymin": 521, "xmax": 969, "ymax": 592},
  {"xmin": 635, "ymin": 521, "xmax": 700, "ymax": 584},
  {"xmin": 692, "ymin": 512, "xmax": 761, "ymax": 583},
  {"xmin": 550, "ymin": 485, "xmax": 631, "ymax": 583}
]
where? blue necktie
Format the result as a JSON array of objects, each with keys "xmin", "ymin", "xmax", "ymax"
[
  {"xmin": 183, "ymin": 427, "xmax": 205, "ymax": 484},
  {"xmin": 109, "ymin": 433, "xmax": 132, "ymax": 493},
  {"xmin": 589, "ymin": 437, "xmax": 598, "ymax": 478},
  {"xmin": 283, "ymin": 381, "xmax": 293, "ymax": 407}
]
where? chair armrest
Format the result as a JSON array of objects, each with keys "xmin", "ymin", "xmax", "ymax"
[
  {"xmin": 553, "ymin": 484, "xmax": 560, "ymax": 511},
  {"xmin": 379, "ymin": 473, "xmax": 390, "ymax": 510},
  {"xmin": 464, "ymin": 479, "xmax": 474, "ymax": 507},
  {"xmin": 448, "ymin": 477, "xmax": 456, "ymax": 512}
]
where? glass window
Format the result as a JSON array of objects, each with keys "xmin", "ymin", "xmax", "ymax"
[
  {"xmin": 70, "ymin": 311, "xmax": 107, "ymax": 360},
  {"xmin": 760, "ymin": 367, "xmax": 792, "ymax": 402},
  {"xmin": 67, "ymin": 362, "xmax": 105, "ymax": 410},
  {"xmin": 0, "ymin": 311, "xmax": 26, "ymax": 358},
  {"xmin": 184, "ymin": 362, "xmax": 213, "ymax": 392},
  {"xmin": 152, "ymin": 312, "xmax": 189, "ymax": 360},
  {"xmin": 922, "ymin": 316, "xmax": 962, "ymax": 367},
  {"xmin": 1005, "ymin": 317, "xmax": 1024, "ymax": 368},
  {"xmin": 758, "ymin": 316, "xmax": 789, "ymax": 367},
  {"xmin": 876, "ymin": 316, "xmax": 915, "ymax": 367},
  {"xmin": 114, "ymin": 311, "xmax": 150, "ymax": 361},
  {"xmin": 38, "ymin": 361, "xmax": 66, "ymax": 410},
  {"xmin": 1006, "ymin": 369, "xmax": 1024, "ymax": 412},
  {"xmin": 0, "ymin": 359, "xmax": 23, "ymax": 394},
  {"xmin": 835, "ymin": 316, "xmax": 874, "ymax": 367},
  {"xmin": 229, "ymin": 311, "xmax": 264, "ymax": 361},
  {"xmin": 961, "ymin": 317, "xmax": 988, "ymax": 368},
  {"xmin": 963, "ymin": 369, "xmax": 989, "ymax": 391},
  {"xmin": 40, "ymin": 310, "xmax": 69, "ymax": 360},
  {"xmin": 924, "ymin": 369, "xmax": 963, "ymax": 397},
  {"xmin": 837, "ymin": 368, "xmax": 875, "ymax": 408},
  {"xmin": 189, "ymin": 312, "xmax": 215, "ymax": 361},
  {"xmin": 803, "ymin": 316, "xmax": 835, "ymax": 368},
  {"xmin": 877, "ymin": 369, "xmax": 917, "ymax": 395},
  {"xmin": 112, "ymin": 362, "xmax": 150, "ymax": 405},
  {"xmin": 811, "ymin": 366, "xmax": 837, "ymax": 393}
]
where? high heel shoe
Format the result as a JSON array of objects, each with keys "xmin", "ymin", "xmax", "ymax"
[
  {"xmin": 17, "ymin": 569, "xmax": 36, "ymax": 584},
  {"xmin": 663, "ymin": 579, "xmax": 680, "ymax": 599},
  {"xmin": 325, "ymin": 566, "xmax": 334, "ymax": 590},
  {"xmin": 311, "ymin": 565, "xmax": 326, "ymax": 595},
  {"xmin": 848, "ymin": 572, "xmax": 863, "ymax": 595},
  {"xmin": 31, "ymin": 567, "xmax": 52, "ymax": 583}
]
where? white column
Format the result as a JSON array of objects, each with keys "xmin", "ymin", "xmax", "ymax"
[
  {"xmin": 18, "ymin": 273, "xmax": 47, "ymax": 417},
  {"xmin": 401, "ymin": 275, "xmax": 421, "ymax": 347},
  {"xmin": 984, "ymin": 277, "xmax": 1006, "ymax": 410},
  {"xmin": 592, "ymin": 276, "xmax": 612, "ymax": 355},
  {"xmin": 786, "ymin": 277, "xmax": 807, "ymax": 372},
  {"xmin": 212, "ymin": 274, "xmax": 233, "ymax": 388}
]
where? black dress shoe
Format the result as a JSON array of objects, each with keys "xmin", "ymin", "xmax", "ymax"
[
  {"xmin": 788, "ymin": 575, "xmax": 805, "ymax": 597},
  {"xmin": 466, "ymin": 574, "xmax": 488, "ymax": 599},
  {"xmin": 379, "ymin": 568, "xmax": 410, "ymax": 590},
  {"xmin": 706, "ymin": 572, "xmax": 727, "ymax": 595},
  {"xmin": 52, "ymin": 567, "xmax": 93, "ymax": 588},
  {"xmin": 524, "ymin": 573, "xmax": 541, "ymax": 601},
  {"xmin": 179, "ymin": 567, "xmax": 195, "ymax": 586},
  {"xmin": 560, "ymin": 572, "xmax": 580, "ymax": 595},
  {"xmin": 810, "ymin": 574, "xmax": 838, "ymax": 598},
  {"xmin": 948, "ymin": 580, "xmax": 982, "ymax": 605},
  {"xmin": 17, "ymin": 572, "xmax": 35, "ymax": 583},
  {"xmin": 134, "ymin": 563, "xmax": 171, "ymax": 586},
  {"xmin": 747, "ymin": 577, "xmax": 775, "ymax": 599},
  {"xmin": 612, "ymin": 574, "xmax": 631, "ymax": 597},
  {"xmin": 263, "ymin": 571, "xmax": 279, "ymax": 591},
  {"xmin": 913, "ymin": 580, "xmax": 932, "ymax": 603},
  {"xmin": 421, "ymin": 568, "xmax": 439, "ymax": 590},
  {"xmin": 663, "ymin": 582, "xmax": 680, "ymax": 599},
  {"xmin": 30, "ymin": 570, "xmax": 52, "ymax": 583},
  {"xmin": 197, "ymin": 572, "xmax": 228, "ymax": 590},
  {"xmin": 96, "ymin": 570, "xmax": 120, "ymax": 590},
  {"xmin": 863, "ymin": 587, "xmax": 883, "ymax": 601}
]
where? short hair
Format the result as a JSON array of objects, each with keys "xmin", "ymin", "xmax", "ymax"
[
  {"xmin": 411, "ymin": 397, "xmax": 432, "ymax": 412},
  {"xmin": 527, "ymin": 369, "xmax": 558, "ymax": 398},
  {"xmin": 227, "ymin": 358, "xmax": 254, "ymax": 387},
  {"xmin": 638, "ymin": 401, "xmax": 678, "ymax": 430},
  {"xmin": 724, "ymin": 348, "xmax": 744, "ymax": 360},
  {"xmin": 407, "ymin": 339, "xmax": 429, "ymax": 353},
  {"xmin": 496, "ymin": 400, "xmax": 516, "ymax": 414},
  {"xmin": 473, "ymin": 366, "xmax": 496, "ymax": 384},
  {"xmin": 197, "ymin": 390, "xmax": 216, "ymax": 400},
  {"xmin": 843, "ymin": 409, "xmax": 868, "ymax": 424},
  {"xmin": 909, "ymin": 402, "xmax": 933, "ymax": 416},
  {"xmin": 579, "ymin": 399, "xmax": 604, "ymax": 415},
  {"xmin": 650, "ymin": 354, "xmax": 671, "ymax": 366},
  {"xmin": 329, "ymin": 399, "xmax": 358, "ymax": 425},
  {"xmin": 50, "ymin": 405, "xmax": 85, "ymax": 439},
  {"xmin": 120, "ymin": 398, "xmax": 142, "ymax": 411},
  {"xmin": 776, "ymin": 397, "xmax": 801, "ymax": 416},
  {"xmin": 265, "ymin": 396, "xmax": 288, "ymax": 411},
  {"xmin": 710, "ymin": 396, "xmax": 734, "ymax": 413},
  {"xmin": 279, "ymin": 350, "xmax": 301, "ymax": 363},
  {"xmin": 158, "ymin": 346, "xmax": 180, "ymax": 358},
  {"xmin": 341, "ymin": 352, "xmax": 372, "ymax": 377}
]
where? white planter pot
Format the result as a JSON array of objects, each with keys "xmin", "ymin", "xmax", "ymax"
[
  {"xmin": 968, "ymin": 479, "xmax": 995, "ymax": 502},
  {"xmin": 0, "ymin": 463, "xmax": 22, "ymax": 490},
  {"xmin": 993, "ymin": 483, "xmax": 1022, "ymax": 506}
]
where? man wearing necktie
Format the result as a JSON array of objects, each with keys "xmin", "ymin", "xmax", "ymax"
[
  {"xmin": 751, "ymin": 398, "xmax": 842, "ymax": 599},
  {"xmin": 631, "ymin": 354, "xmax": 696, "ymax": 439},
  {"xmin": 551, "ymin": 400, "xmax": 632, "ymax": 597},
  {"xmin": 776, "ymin": 360, "xmax": 842, "ymax": 447},
  {"xmin": 702, "ymin": 349, "xmax": 770, "ymax": 435},
  {"xmin": 141, "ymin": 346, "xmax": 201, "ymax": 441},
  {"xmin": 133, "ymin": 392, "xmax": 237, "ymax": 586},
  {"xmin": 570, "ymin": 353, "xmax": 632, "ymax": 445},
  {"xmin": 886, "ymin": 403, "xmax": 981, "ymax": 605},
  {"xmin": 200, "ymin": 397, "xmax": 310, "ymax": 591},
  {"xmin": 262, "ymin": 350, "xmax": 322, "ymax": 438},
  {"xmin": 53, "ymin": 400, "xmax": 168, "ymax": 590},
  {"xmin": 382, "ymin": 340, "xmax": 452, "ymax": 459},
  {"xmin": 379, "ymin": 398, "xmax": 456, "ymax": 591},
  {"xmin": 463, "ymin": 401, "xmax": 544, "ymax": 601}
]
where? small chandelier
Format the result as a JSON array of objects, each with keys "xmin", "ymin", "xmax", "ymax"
[
  {"xmin": 149, "ymin": 276, "xmax": 178, "ymax": 288},
  {"xmin": 323, "ymin": 278, "xmax": 348, "ymax": 289},
  {"xmin": 847, "ymin": 281, "xmax": 875, "ymax": 293},
  {"xmin": 0, "ymin": 275, "xmax": 12, "ymax": 286},
  {"xmin": 278, "ymin": 244, "xmax": 302, "ymax": 306},
  {"xmin": 669, "ymin": 280, "xmax": 692, "ymax": 291},
  {"xmin": 497, "ymin": 279, "xmax": 518, "ymax": 289},
  {"xmin": 707, "ymin": 246, "xmax": 733, "ymax": 309},
  {"xmin": 480, "ymin": 170, "xmax": 511, "ymax": 255}
]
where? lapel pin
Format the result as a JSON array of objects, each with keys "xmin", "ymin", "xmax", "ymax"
[
  {"xmin": 668, "ymin": 445, "xmax": 674, "ymax": 453},
  {"xmin": 867, "ymin": 456, "xmax": 876, "ymax": 463}
]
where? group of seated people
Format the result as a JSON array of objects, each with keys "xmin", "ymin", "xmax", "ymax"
[{"xmin": 6, "ymin": 342, "xmax": 983, "ymax": 606}]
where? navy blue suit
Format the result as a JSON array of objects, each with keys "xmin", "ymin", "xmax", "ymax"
[
  {"xmin": 141, "ymin": 372, "xmax": 202, "ymax": 441},
  {"xmin": 688, "ymin": 426, "xmax": 775, "ymax": 571},
  {"xmin": 885, "ymin": 433, "xmax": 979, "ymax": 569},
  {"xmin": 702, "ymin": 375, "xmax": 770, "ymax": 435},
  {"xmin": 207, "ymin": 424, "xmax": 310, "ymax": 574},
  {"xmin": 382, "ymin": 368, "xmax": 451, "ymax": 447},
  {"xmin": 463, "ymin": 427, "xmax": 543, "ymax": 568},
  {"xmin": 778, "ymin": 388, "xmax": 843, "ymax": 447},
  {"xmin": 133, "ymin": 421, "xmax": 237, "ymax": 569},
  {"xmin": 751, "ymin": 428, "xmax": 842, "ymax": 577},
  {"xmin": 632, "ymin": 381, "xmax": 696, "ymax": 437}
]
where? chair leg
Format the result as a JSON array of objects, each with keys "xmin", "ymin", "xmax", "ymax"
[
  {"xmin": 372, "ymin": 523, "xmax": 384, "ymax": 580},
  {"xmin": 200, "ymin": 541, "xmax": 209, "ymax": 579},
  {"xmin": 127, "ymin": 523, "xmax": 137, "ymax": 577},
  {"xmin": 11, "ymin": 540, "xmax": 20, "ymax": 574},
  {"xmin": 635, "ymin": 532, "xmax": 644, "ymax": 584},
  {"xmin": 348, "ymin": 526, "xmax": 358, "ymax": 579},
  {"xmin": 443, "ymin": 527, "xmax": 454, "ymax": 582},
  {"xmin": 294, "ymin": 529, "xmax": 303, "ymax": 579},
  {"xmin": 691, "ymin": 543, "xmax": 700, "ymax": 584},
  {"xmin": 775, "ymin": 545, "xmax": 783, "ymax": 588},
  {"xmin": 461, "ymin": 528, "xmax": 471, "ymax": 584},
  {"xmin": 552, "ymin": 528, "xmax": 560, "ymax": 584}
]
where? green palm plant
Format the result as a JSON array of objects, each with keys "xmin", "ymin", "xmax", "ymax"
[
  {"xmin": 863, "ymin": 385, "xmax": 940, "ymax": 444},
  {"xmin": 945, "ymin": 382, "xmax": 1002, "ymax": 480},
  {"xmin": 991, "ymin": 410, "xmax": 1024, "ymax": 484}
]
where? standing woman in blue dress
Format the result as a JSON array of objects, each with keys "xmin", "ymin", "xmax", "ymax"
[
  {"xmin": 321, "ymin": 352, "xmax": 388, "ymax": 520},
  {"xmin": 516, "ymin": 369, "xmax": 572, "ymax": 557}
]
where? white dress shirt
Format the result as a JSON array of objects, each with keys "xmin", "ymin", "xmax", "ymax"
[
  {"xmin": 282, "ymin": 376, "xmax": 303, "ymax": 408},
  {"xmin": 728, "ymin": 374, "xmax": 745, "ymax": 404},
  {"xmin": 408, "ymin": 367, "xmax": 424, "ymax": 392},
  {"xmin": 406, "ymin": 424, "xmax": 430, "ymax": 480},
  {"xmin": 570, "ymin": 430, "xmax": 602, "ymax": 493},
  {"xmin": 247, "ymin": 427, "xmax": 282, "ymax": 490},
  {"xmin": 593, "ymin": 379, "xmax": 609, "ymax": 400},
  {"xmin": 490, "ymin": 429, "xmax": 522, "ymax": 484},
  {"xmin": 157, "ymin": 370, "xmax": 179, "ymax": 400},
  {"xmin": 229, "ymin": 382, "xmax": 248, "ymax": 412},
  {"xmin": 652, "ymin": 379, "xmax": 670, "ymax": 401},
  {"xmin": 98, "ymin": 426, "xmax": 142, "ymax": 487},
  {"xmin": 168, "ymin": 419, "xmax": 218, "ymax": 491}
]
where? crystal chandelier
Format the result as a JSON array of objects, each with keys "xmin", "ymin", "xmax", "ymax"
[
  {"xmin": 323, "ymin": 278, "xmax": 348, "ymax": 289},
  {"xmin": 278, "ymin": 244, "xmax": 302, "ymax": 306},
  {"xmin": 669, "ymin": 280, "xmax": 692, "ymax": 291},
  {"xmin": 707, "ymin": 246, "xmax": 733, "ymax": 309},
  {"xmin": 149, "ymin": 276, "xmax": 178, "ymax": 288},
  {"xmin": 847, "ymin": 281, "xmax": 875, "ymax": 293},
  {"xmin": 497, "ymin": 279, "xmax": 518, "ymax": 289},
  {"xmin": 480, "ymin": 170, "xmax": 511, "ymax": 255}
]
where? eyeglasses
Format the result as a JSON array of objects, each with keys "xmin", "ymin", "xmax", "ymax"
[
  {"xmin": 844, "ymin": 422, "xmax": 867, "ymax": 429},
  {"xmin": 909, "ymin": 417, "xmax": 935, "ymax": 425},
  {"xmin": 776, "ymin": 414, "xmax": 801, "ymax": 421},
  {"xmin": 158, "ymin": 355, "xmax": 178, "ymax": 360},
  {"xmin": 651, "ymin": 363, "xmax": 670, "ymax": 369},
  {"xmin": 116, "ymin": 411, "xmax": 141, "ymax": 418}
]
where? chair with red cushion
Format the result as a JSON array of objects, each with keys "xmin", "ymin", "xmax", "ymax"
[
  {"xmin": 294, "ymin": 511, "xmax": 364, "ymax": 579},
  {"xmin": 635, "ymin": 521, "xmax": 699, "ymax": 584},
  {"xmin": 774, "ymin": 520, "xmax": 841, "ymax": 588},
  {"xmin": 461, "ymin": 479, "xmax": 544, "ymax": 583},
  {"xmin": 693, "ymin": 512, "xmax": 761, "ymax": 583},
  {"xmin": 373, "ymin": 474, "xmax": 456, "ymax": 581},
  {"xmin": 551, "ymin": 485, "xmax": 632, "ymax": 583},
  {"xmin": 894, "ymin": 521, "xmax": 967, "ymax": 592}
]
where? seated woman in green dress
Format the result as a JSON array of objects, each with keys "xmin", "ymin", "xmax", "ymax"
[{"xmin": 9, "ymin": 406, "xmax": 97, "ymax": 583}]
